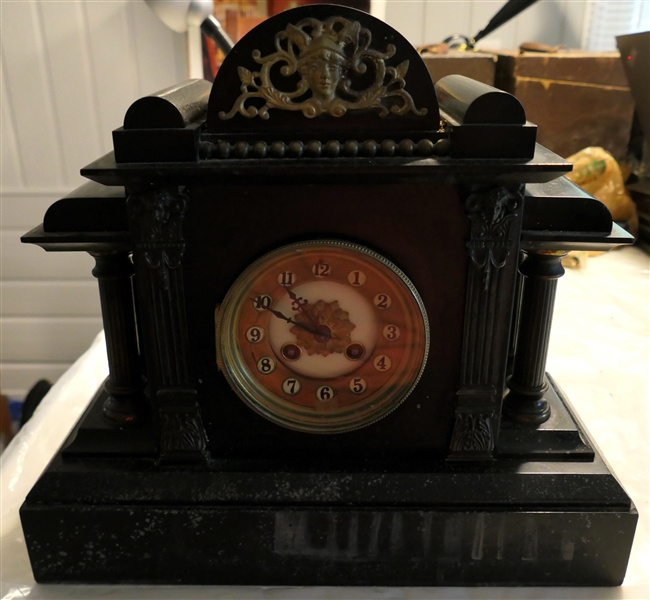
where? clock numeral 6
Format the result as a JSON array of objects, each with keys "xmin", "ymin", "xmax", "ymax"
[
  {"xmin": 316, "ymin": 386, "xmax": 335, "ymax": 401},
  {"xmin": 246, "ymin": 326, "xmax": 265, "ymax": 343},
  {"xmin": 349, "ymin": 378, "xmax": 367, "ymax": 395},
  {"xmin": 257, "ymin": 356, "xmax": 276, "ymax": 374},
  {"xmin": 312, "ymin": 262, "xmax": 331, "ymax": 277},
  {"xmin": 253, "ymin": 295, "xmax": 273, "ymax": 311},
  {"xmin": 277, "ymin": 271, "xmax": 296, "ymax": 287},
  {"xmin": 373, "ymin": 355, "xmax": 392, "ymax": 372},
  {"xmin": 282, "ymin": 378, "xmax": 302, "ymax": 396}
]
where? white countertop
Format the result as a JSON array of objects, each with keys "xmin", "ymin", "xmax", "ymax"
[{"xmin": 1, "ymin": 246, "xmax": 648, "ymax": 600}]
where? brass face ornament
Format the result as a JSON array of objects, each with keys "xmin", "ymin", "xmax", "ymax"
[{"xmin": 218, "ymin": 16, "xmax": 427, "ymax": 120}]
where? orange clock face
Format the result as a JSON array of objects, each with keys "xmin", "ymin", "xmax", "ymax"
[{"xmin": 216, "ymin": 240, "xmax": 429, "ymax": 433}]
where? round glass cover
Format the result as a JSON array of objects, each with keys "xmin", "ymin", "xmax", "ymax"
[{"xmin": 216, "ymin": 240, "xmax": 429, "ymax": 433}]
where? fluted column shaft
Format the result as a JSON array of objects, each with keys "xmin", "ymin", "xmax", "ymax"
[
  {"xmin": 91, "ymin": 252, "xmax": 146, "ymax": 425},
  {"xmin": 503, "ymin": 251, "xmax": 566, "ymax": 425}
]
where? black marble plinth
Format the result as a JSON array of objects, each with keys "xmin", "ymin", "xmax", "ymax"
[{"xmin": 20, "ymin": 383, "xmax": 637, "ymax": 587}]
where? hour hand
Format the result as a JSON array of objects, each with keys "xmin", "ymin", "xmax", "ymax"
[
  {"xmin": 267, "ymin": 307, "xmax": 338, "ymax": 340},
  {"xmin": 287, "ymin": 289, "xmax": 311, "ymax": 316}
]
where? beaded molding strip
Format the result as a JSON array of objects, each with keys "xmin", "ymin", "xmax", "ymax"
[{"xmin": 199, "ymin": 138, "xmax": 451, "ymax": 160}]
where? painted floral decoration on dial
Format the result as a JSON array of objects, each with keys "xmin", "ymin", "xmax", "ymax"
[
  {"xmin": 287, "ymin": 293, "xmax": 356, "ymax": 357},
  {"xmin": 216, "ymin": 241, "xmax": 429, "ymax": 433}
]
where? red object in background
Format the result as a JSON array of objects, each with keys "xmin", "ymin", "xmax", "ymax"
[
  {"xmin": 202, "ymin": 35, "xmax": 221, "ymax": 82},
  {"xmin": 202, "ymin": 0, "xmax": 370, "ymax": 82}
]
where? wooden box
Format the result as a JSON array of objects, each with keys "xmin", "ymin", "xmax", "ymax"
[
  {"xmin": 422, "ymin": 50, "xmax": 495, "ymax": 85},
  {"xmin": 495, "ymin": 51, "xmax": 635, "ymax": 159}
]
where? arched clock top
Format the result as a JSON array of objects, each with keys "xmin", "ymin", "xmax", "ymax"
[{"xmin": 206, "ymin": 5, "xmax": 441, "ymax": 135}]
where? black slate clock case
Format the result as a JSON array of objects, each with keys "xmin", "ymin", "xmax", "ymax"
[
  {"xmin": 21, "ymin": 5, "xmax": 637, "ymax": 586},
  {"xmin": 188, "ymin": 182, "xmax": 468, "ymax": 458}
]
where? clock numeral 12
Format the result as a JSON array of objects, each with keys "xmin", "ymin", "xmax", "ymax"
[{"xmin": 312, "ymin": 262, "xmax": 331, "ymax": 277}]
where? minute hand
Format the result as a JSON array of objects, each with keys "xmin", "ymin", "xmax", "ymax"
[
  {"xmin": 267, "ymin": 307, "xmax": 339, "ymax": 340},
  {"xmin": 267, "ymin": 308, "xmax": 319, "ymax": 335}
]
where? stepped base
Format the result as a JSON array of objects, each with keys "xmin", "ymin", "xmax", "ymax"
[{"xmin": 20, "ymin": 381, "xmax": 637, "ymax": 586}]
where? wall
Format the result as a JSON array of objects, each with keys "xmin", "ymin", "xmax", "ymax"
[
  {"xmin": 383, "ymin": 0, "xmax": 586, "ymax": 50},
  {"xmin": 0, "ymin": 0, "xmax": 591, "ymax": 399},
  {"xmin": 582, "ymin": 0, "xmax": 650, "ymax": 51},
  {"xmin": 1, "ymin": 0, "xmax": 186, "ymax": 398}
]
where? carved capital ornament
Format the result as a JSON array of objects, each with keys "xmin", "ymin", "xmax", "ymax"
[
  {"xmin": 450, "ymin": 411, "xmax": 495, "ymax": 453},
  {"xmin": 129, "ymin": 189, "xmax": 188, "ymax": 290},
  {"xmin": 465, "ymin": 188, "xmax": 519, "ymax": 290}
]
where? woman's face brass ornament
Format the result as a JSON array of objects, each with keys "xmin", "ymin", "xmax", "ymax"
[
  {"xmin": 299, "ymin": 47, "xmax": 345, "ymax": 102},
  {"xmin": 218, "ymin": 16, "xmax": 427, "ymax": 120}
]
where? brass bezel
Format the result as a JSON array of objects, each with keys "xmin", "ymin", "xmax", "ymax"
[{"xmin": 216, "ymin": 240, "xmax": 430, "ymax": 433}]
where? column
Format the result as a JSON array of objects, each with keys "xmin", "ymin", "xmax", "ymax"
[
  {"xmin": 503, "ymin": 251, "xmax": 566, "ymax": 425},
  {"xmin": 91, "ymin": 252, "xmax": 147, "ymax": 425}
]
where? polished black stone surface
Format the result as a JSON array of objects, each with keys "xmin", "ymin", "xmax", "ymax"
[{"xmin": 21, "ymin": 379, "xmax": 637, "ymax": 586}]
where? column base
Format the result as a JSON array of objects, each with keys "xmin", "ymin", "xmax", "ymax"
[
  {"xmin": 63, "ymin": 383, "xmax": 157, "ymax": 457},
  {"xmin": 503, "ymin": 377, "xmax": 551, "ymax": 425},
  {"xmin": 103, "ymin": 378, "xmax": 148, "ymax": 426}
]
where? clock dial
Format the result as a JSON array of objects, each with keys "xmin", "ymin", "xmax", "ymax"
[{"xmin": 216, "ymin": 240, "xmax": 429, "ymax": 433}]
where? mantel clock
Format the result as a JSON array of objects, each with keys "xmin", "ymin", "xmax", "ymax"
[{"xmin": 21, "ymin": 5, "xmax": 637, "ymax": 587}]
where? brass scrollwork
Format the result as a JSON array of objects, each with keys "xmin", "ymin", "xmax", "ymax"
[{"xmin": 219, "ymin": 16, "xmax": 427, "ymax": 120}]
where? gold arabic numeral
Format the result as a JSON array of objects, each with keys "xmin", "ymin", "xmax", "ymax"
[
  {"xmin": 312, "ymin": 261, "xmax": 331, "ymax": 278},
  {"xmin": 316, "ymin": 385, "xmax": 335, "ymax": 402},
  {"xmin": 278, "ymin": 271, "xmax": 296, "ymax": 287},
  {"xmin": 374, "ymin": 293, "xmax": 392, "ymax": 309},
  {"xmin": 246, "ymin": 326, "xmax": 265, "ymax": 344},
  {"xmin": 257, "ymin": 356, "xmax": 276, "ymax": 374},
  {"xmin": 253, "ymin": 294, "xmax": 273, "ymax": 311},
  {"xmin": 383, "ymin": 325, "xmax": 400, "ymax": 341},
  {"xmin": 349, "ymin": 377, "xmax": 367, "ymax": 395},
  {"xmin": 373, "ymin": 355, "xmax": 392, "ymax": 372},
  {"xmin": 347, "ymin": 270, "xmax": 366, "ymax": 286},
  {"xmin": 282, "ymin": 378, "xmax": 302, "ymax": 396}
]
